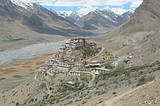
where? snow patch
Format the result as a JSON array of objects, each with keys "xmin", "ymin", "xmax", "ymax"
[
  {"xmin": 60, "ymin": 11, "xmax": 73, "ymax": 16},
  {"xmin": 101, "ymin": 14, "xmax": 116, "ymax": 23},
  {"xmin": 110, "ymin": 8, "xmax": 134, "ymax": 15},
  {"xmin": 11, "ymin": 0, "xmax": 33, "ymax": 9}
]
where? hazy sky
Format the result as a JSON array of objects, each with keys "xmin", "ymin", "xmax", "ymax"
[{"xmin": 15, "ymin": 0, "xmax": 143, "ymax": 12}]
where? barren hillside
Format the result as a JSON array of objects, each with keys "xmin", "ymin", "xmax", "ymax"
[{"xmin": 101, "ymin": 0, "xmax": 160, "ymax": 65}]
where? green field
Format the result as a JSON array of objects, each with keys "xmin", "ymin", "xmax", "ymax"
[
  {"xmin": 2, "ymin": 38, "xmax": 24, "ymax": 43},
  {"xmin": 12, "ymin": 75, "xmax": 23, "ymax": 78}
]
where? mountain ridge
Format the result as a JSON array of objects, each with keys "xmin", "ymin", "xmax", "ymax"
[
  {"xmin": 50, "ymin": 8, "xmax": 134, "ymax": 24},
  {"xmin": 0, "ymin": 0, "xmax": 91, "ymax": 41},
  {"xmin": 75, "ymin": 9, "xmax": 133, "ymax": 30},
  {"xmin": 103, "ymin": 0, "xmax": 160, "ymax": 65}
]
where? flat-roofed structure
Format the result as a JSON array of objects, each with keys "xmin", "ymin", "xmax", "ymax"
[
  {"xmin": 69, "ymin": 71, "xmax": 81, "ymax": 76},
  {"xmin": 93, "ymin": 68, "xmax": 110, "ymax": 75},
  {"xmin": 52, "ymin": 64, "xmax": 71, "ymax": 72}
]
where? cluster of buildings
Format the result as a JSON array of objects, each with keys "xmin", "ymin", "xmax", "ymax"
[
  {"xmin": 39, "ymin": 38, "xmax": 110, "ymax": 77},
  {"xmin": 39, "ymin": 38, "xmax": 87, "ymax": 77}
]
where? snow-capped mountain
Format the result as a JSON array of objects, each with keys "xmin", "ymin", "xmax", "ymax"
[
  {"xmin": 109, "ymin": 8, "xmax": 134, "ymax": 15},
  {"xmin": 60, "ymin": 11, "xmax": 73, "ymax": 16},
  {"xmin": 76, "ymin": 9, "xmax": 134, "ymax": 30},
  {"xmin": 50, "ymin": 9, "xmax": 72, "ymax": 17},
  {"xmin": 50, "ymin": 9, "xmax": 81, "ymax": 23},
  {"xmin": 0, "ymin": 0, "xmax": 87, "ymax": 40},
  {"xmin": 50, "ymin": 8, "xmax": 134, "ymax": 24},
  {"xmin": 70, "ymin": 12, "xmax": 82, "ymax": 21},
  {"xmin": 11, "ymin": 0, "xmax": 33, "ymax": 9}
]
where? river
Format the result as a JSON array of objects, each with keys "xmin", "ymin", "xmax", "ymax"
[{"xmin": 0, "ymin": 39, "xmax": 70, "ymax": 65}]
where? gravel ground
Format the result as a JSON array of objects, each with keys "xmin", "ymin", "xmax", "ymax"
[{"xmin": 0, "ymin": 39, "xmax": 70, "ymax": 65}]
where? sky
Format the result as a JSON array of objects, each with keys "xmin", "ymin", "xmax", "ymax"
[{"xmin": 15, "ymin": 0, "xmax": 143, "ymax": 14}]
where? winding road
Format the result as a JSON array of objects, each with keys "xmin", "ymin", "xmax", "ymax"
[
  {"xmin": 86, "ymin": 47, "xmax": 107, "ymax": 62},
  {"xmin": 34, "ymin": 73, "xmax": 51, "ymax": 96},
  {"xmin": 140, "ymin": 55, "xmax": 143, "ymax": 65},
  {"xmin": 88, "ymin": 71, "xmax": 95, "ymax": 87}
]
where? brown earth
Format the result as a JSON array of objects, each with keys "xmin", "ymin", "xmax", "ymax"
[{"xmin": 0, "ymin": 53, "xmax": 54, "ymax": 91}]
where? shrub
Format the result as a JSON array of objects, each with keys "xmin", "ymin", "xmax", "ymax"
[
  {"xmin": 99, "ymin": 100, "xmax": 103, "ymax": 103},
  {"xmin": 32, "ymin": 98, "xmax": 34, "ymax": 102},
  {"xmin": 75, "ymin": 99, "xmax": 79, "ymax": 102},
  {"xmin": 40, "ymin": 83, "xmax": 46, "ymax": 89},
  {"xmin": 49, "ymin": 87, "xmax": 52, "ymax": 90},
  {"xmin": 66, "ymin": 96, "xmax": 70, "ymax": 99},
  {"xmin": 16, "ymin": 102, "xmax": 19, "ymax": 105},
  {"xmin": 101, "ymin": 91, "xmax": 106, "ymax": 94},
  {"xmin": 136, "ymin": 77, "xmax": 146, "ymax": 86},
  {"xmin": 68, "ymin": 101, "xmax": 73, "ymax": 104},
  {"xmin": 136, "ymin": 75, "xmax": 155, "ymax": 86},
  {"xmin": 35, "ymin": 98, "xmax": 38, "ymax": 101},
  {"xmin": 112, "ymin": 92, "xmax": 116, "ymax": 95},
  {"xmin": 56, "ymin": 99, "xmax": 60, "ymax": 103}
]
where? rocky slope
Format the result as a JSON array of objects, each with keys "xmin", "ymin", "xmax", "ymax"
[
  {"xmin": 76, "ymin": 9, "xmax": 133, "ymax": 30},
  {"xmin": 103, "ymin": 0, "xmax": 160, "ymax": 65}
]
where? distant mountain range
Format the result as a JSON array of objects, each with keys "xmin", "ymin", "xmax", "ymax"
[
  {"xmin": 0, "ymin": 0, "xmax": 134, "ymax": 41},
  {"xmin": 50, "ymin": 8, "xmax": 134, "ymax": 30},
  {"xmin": 0, "ymin": 0, "xmax": 90, "ymax": 40},
  {"xmin": 76, "ymin": 9, "xmax": 133, "ymax": 30}
]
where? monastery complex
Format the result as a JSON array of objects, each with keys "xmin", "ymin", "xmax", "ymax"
[{"xmin": 39, "ymin": 38, "xmax": 116, "ymax": 77}]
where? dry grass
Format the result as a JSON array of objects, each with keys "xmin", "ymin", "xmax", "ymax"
[
  {"xmin": 3, "ymin": 68, "xmax": 18, "ymax": 74},
  {"xmin": 36, "ymin": 62, "xmax": 44, "ymax": 65}
]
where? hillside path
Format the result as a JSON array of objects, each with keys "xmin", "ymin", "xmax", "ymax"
[
  {"xmin": 86, "ymin": 47, "xmax": 106, "ymax": 62},
  {"xmin": 140, "ymin": 55, "xmax": 143, "ymax": 65},
  {"xmin": 34, "ymin": 73, "xmax": 51, "ymax": 96},
  {"xmin": 88, "ymin": 71, "xmax": 95, "ymax": 87}
]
